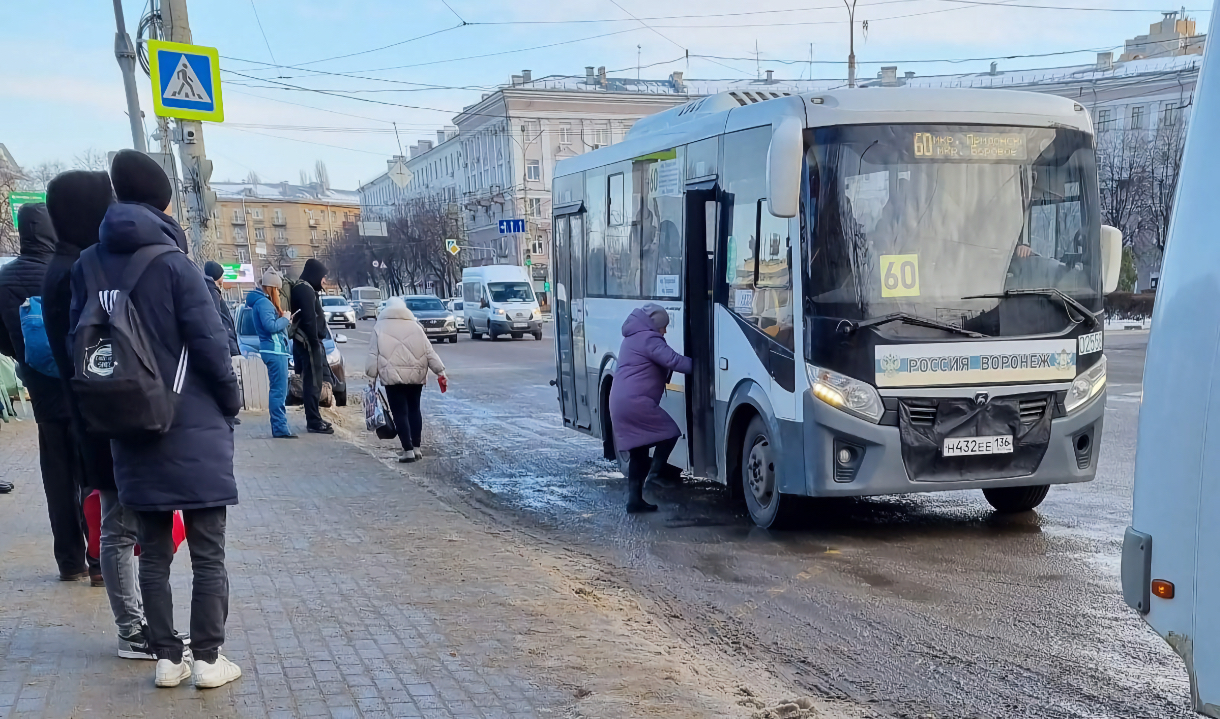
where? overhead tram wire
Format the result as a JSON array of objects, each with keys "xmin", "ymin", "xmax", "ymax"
[{"xmin": 247, "ymin": 0, "xmax": 279, "ymax": 68}]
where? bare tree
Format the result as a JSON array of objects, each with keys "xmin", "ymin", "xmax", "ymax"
[
  {"xmin": 1148, "ymin": 119, "xmax": 1187, "ymax": 255},
  {"xmin": 245, "ymin": 171, "xmax": 261, "ymax": 185},
  {"xmin": 73, "ymin": 148, "xmax": 109, "ymax": 172},
  {"xmin": 0, "ymin": 161, "xmax": 23, "ymax": 256},
  {"xmin": 19, "ymin": 160, "xmax": 68, "ymax": 191},
  {"xmin": 314, "ymin": 160, "xmax": 330, "ymax": 192},
  {"xmin": 1095, "ymin": 129, "xmax": 1152, "ymax": 247}
]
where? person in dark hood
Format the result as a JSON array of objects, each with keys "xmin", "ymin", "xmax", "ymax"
[
  {"xmin": 69, "ymin": 150, "xmax": 243, "ymax": 689},
  {"xmin": 608, "ymin": 304, "xmax": 692, "ymax": 513},
  {"xmin": 0, "ymin": 202, "xmax": 96, "ymax": 580},
  {"xmin": 290, "ymin": 257, "xmax": 331, "ymax": 433},
  {"xmin": 46, "ymin": 169, "xmax": 158, "ymax": 660},
  {"xmin": 202, "ymin": 261, "xmax": 240, "ymax": 357}
]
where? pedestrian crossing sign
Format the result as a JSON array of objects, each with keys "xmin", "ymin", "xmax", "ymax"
[{"xmin": 148, "ymin": 39, "xmax": 224, "ymax": 122}]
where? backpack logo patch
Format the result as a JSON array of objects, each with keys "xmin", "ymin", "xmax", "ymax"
[{"xmin": 85, "ymin": 340, "xmax": 115, "ymax": 377}]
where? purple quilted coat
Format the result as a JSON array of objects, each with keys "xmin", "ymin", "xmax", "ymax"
[{"xmin": 609, "ymin": 308, "xmax": 693, "ymax": 452}]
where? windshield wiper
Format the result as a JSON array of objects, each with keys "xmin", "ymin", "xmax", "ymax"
[
  {"xmin": 840, "ymin": 312, "xmax": 989, "ymax": 338},
  {"xmin": 961, "ymin": 288, "xmax": 1100, "ymax": 330}
]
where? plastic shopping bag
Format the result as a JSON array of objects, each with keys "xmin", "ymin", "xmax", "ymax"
[{"xmin": 364, "ymin": 382, "xmax": 384, "ymax": 431}]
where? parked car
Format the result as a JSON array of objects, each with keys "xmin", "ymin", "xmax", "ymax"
[
  {"xmin": 235, "ymin": 305, "xmax": 348, "ymax": 407},
  {"xmin": 321, "ymin": 295, "xmax": 357, "ymax": 329},
  {"xmin": 402, "ymin": 295, "xmax": 459, "ymax": 344},
  {"xmin": 444, "ymin": 298, "xmax": 467, "ymax": 331}
]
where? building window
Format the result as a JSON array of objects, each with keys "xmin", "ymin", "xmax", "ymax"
[
  {"xmin": 1130, "ymin": 105, "xmax": 1146, "ymax": 130},
  {"xmin": 275, "ymin": 228, "xmax": 287, "ymax": 243},
  {"xmin": 330, "ymin": 211, "xmax": 336, "ymax": 222},
  {"xmin": 305, "ymin": 210, "xmax": 314, "ymax": 221},
  {"xmin": 559, "ymin": 125, "xmax": 572, "ymax": 145},
  {"xmin": 273, "ymin": 209, "xmax": 285, "ymax": 224},
  {"xmin": 530, "ymin": 239, "xmax": 545, "ymax": 255},
  {"xmin": 236, "ymin": 247, "xmax": 250, "ymax": 263},
  {"xmin": 231, "ymin": 209, "xmax": 242, "ymax": 223},
  {"xmin": 1161, "ymin": 102, "xmax": 1183, "ymax": 126},
  {"xmin": 254, "ymin": 227, "xmax": 265, "ymax": 241},
  {"xmin": 595, "ymin": 127, "xmax": 611, "ymax": 146},
  {"xmin": 527, "ymin": 198, "xmax": 542, "ymax": 217},
  {"xmin": 523, "ymin": 120, "xmax": 541, "ymax": 138},
  {"xmin": 310, "ymin": 228, "xmax": 318, "ymax": 241},
  {"xmin": 1096, "ymin": 108, "xmax": 1113, "ymax": 131},
  {"xmin": 251, "ymin": 208, "xmax": 263, "ymax": 220},
  {"xmin": 234, "ymin": 226, "xmax": 248, "ymax": 243},
  {"xmin": 526, "ymin": 160, "xmax": 541, "ymax": 182}
]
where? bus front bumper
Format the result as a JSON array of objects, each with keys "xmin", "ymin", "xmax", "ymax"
[
  {"xmin": 490, "ymin": 319, "xmax": 542, "ymax": 335},
  {"xmin": 798, "ymin": 389, "xmax": 1105, "ymax": 497}
]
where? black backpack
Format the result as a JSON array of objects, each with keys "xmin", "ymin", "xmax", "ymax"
[{"xmin": 71, "ymin": 244, "xmax": 184, "ymax": 439}]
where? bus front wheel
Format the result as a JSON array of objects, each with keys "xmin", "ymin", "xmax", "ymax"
[
  {"xmin": 982, "ymin": 484, "xmax": 1050, "ymax": 513},
  {"xmin": 741, "ymin": 416, "xmax": 798, "ymax": 529}
]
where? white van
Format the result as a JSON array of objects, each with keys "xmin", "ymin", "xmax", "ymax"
[
  {"xmin": 350, "ymin": 286, "xmax": 383, "ymax": 320},
  {"xmin": 462, "ymin": 265, "xmax": 542, "ymax": 341},
  {"xmin": 1122, "ymin": 5, "xmax": 1220, "ymax": 713}
]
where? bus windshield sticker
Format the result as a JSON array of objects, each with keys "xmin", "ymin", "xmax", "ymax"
[
  {"xmin": 650, "ymin": 159, "xmax": 682, "ymax": 197},
  {"xmin": 875, "ymin": 339, "xmax": 1078, "ymax": 388},
  {"xmin": 1078, "ymin": 331, "xmax": 1103, "ymax": 355},
  {"xmin": 734, "ymin": 289, "xmax": 754, "ymax": 313},
  {"xmin": 879, "ymin": 254, "xmax": 920, "ymax": 298},
  {"xmin": 656, "ymin": 275, "xmax": 680, "ymax": 297}
]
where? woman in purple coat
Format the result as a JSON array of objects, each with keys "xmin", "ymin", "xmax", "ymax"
[{"xmin": 609, "ymin": 304, "xmax": 693, "ymax": 513}]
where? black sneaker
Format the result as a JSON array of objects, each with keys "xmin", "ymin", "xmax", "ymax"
[
  {"xmin": 0, "ymin": 480, "xmax": 13, "ymax": 493},
  {"xmin": 118, "ymin": 628, "xmax": 157, "ymax": 660},
  {"xmin": 307, "ymin": 425, "xmax": 334, "ymax": 435}
]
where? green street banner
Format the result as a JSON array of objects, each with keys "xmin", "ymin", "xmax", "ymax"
[{"xmin": 8, "ymin": 191, "xmax": 46, "ymax": 228}]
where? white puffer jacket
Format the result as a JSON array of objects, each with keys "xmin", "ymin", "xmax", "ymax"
[{"xmin": 364, "ymin": 298, "xmax": 446, "ymax": 386}]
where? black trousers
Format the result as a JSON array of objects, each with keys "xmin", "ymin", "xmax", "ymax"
[
  {"xmin": 136, "ymin": 507, "xmax": 229, "ymax": 663},
  {"xmin": 37, "ymin": 422, "xmax": 95, "ymax": 576},
  {"xmin": 384, "ymin": 383, "xmax": 424, "ymax": 452},
  {"xmin": 295, "ymin": 341, "xmax": 324, "ymax": 428},
  {"xmin": 627, "ymin": 436, "xmax": 679, "ymax": 486}
]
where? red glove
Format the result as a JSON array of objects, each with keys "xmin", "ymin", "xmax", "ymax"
[{"xmin": 438, "ymin": 375, "xmax": 448, "ymax": 394}]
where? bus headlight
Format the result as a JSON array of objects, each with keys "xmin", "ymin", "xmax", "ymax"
[
  {"xmin": 807, "ymin": 363, "xmax": 884, "ymax": 423},
  {"xmin": 1065, "ymin": 355, "xmax": 1106, "ymax": 414}
]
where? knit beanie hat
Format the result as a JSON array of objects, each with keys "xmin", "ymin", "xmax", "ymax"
[
  {"xmin": 110, "ymin": 149, "xmax": 173, "ymax": 211},
  {"xmin": 641, "ymin": 302, "xmax": 670, "ymax": 331},
  {"xmin": 203, "ymin": 261, "xmax": 224, "ymax": 281},
  {"xmin": 260, "ymin": 268, "xmax": 283, "ymax": 288}
]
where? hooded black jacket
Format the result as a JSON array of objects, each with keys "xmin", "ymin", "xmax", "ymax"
[
  {"xmin": 45, "ymin": 170, "xmax": 117, "ymax": 491},
  {"xmin": 290, "ymin": 258, "xmax": 327, "ymax": 348},
  {"xmin": 0, "ymin": 204, "xmax": 69, "ymax": 423},
  {"xmin": 70, "ymin": 202, "xmax": 240, "ymax": 511},
  {"xmin": 207, "ymin": 279, "xmax": 241, "ymax": 355}
]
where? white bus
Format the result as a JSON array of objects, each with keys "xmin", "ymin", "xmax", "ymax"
[
  {"xmin": 551, "ymin": 87, "xmax": 1122, "ymax": 528},
  {"xmin": 1121, "ymin": 4, "xmax": 1219, "ymax": 712}
]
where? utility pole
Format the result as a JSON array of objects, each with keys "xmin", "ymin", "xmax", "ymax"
[
  {"xmin": 111, "ymin": 0, "xmax": 148, "ymax": 152},
  {"xmin": 160, "ymin": 0, "xmax": 216, "ymax": 262},
  {"xmin": 844, "ymin": 0, "xmax": 858, "ymax": 88}
]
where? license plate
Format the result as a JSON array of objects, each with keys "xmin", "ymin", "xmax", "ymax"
[
  {"xmin": 513, "ymin": 322, "xmax": 528, "ymax": 328},
  {"xmin": 942, "ymin": 435, "xmax": 1013, "ymax": 457}
]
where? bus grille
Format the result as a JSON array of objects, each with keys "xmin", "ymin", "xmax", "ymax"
[
  {"xmin": 1019, "ymin": 397, "xmax": 1050, "ymax": 424},
  {"xmin": 907, "ymin": 405, "xmax": 937, "ymax": 426}
]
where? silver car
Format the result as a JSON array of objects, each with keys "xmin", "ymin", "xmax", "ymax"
[
  {"xmin": 321, "ymin": 296, "xmax": 357, "ymax": 329},
  {"xmin": 444, "ymin": 298, "xmax": 467, "ymax": 331}
]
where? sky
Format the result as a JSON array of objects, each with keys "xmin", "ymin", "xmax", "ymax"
[{"xmin": 1, "ymin": 0, "xmax": 1213, "ymax": 191}]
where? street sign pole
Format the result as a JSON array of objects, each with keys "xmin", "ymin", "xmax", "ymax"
[{"xmin": 111, "ymin": 0, "xmax": 148, "ymax": 152}]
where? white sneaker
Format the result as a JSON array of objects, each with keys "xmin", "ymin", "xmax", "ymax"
[
  {"xmin": 155, "ymin": 656, "xmax": 193, "ymax": 687},
  {"xmin": 193, "ymin": 654, "xmax": 242, "ymax": 689},
  {"xmin": 413, "ymin": 449, "xmax": 423, "ymax": 460}
]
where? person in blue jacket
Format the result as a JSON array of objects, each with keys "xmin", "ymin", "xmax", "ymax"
[{"xmin": 245, "ymin": 269, "xmax": 295, "ymax": 438}]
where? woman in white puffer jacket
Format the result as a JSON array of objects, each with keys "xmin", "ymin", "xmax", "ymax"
[{"xmin": 365, "ymin": 297, "xmax": 447, "ymax": 462}]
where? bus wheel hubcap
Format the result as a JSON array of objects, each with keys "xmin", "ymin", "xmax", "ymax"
[{"xmin": 746, "ymin": 438, "xmax": 773, "ymax": 504}]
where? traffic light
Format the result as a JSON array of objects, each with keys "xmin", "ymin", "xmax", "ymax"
[{"xmin": 196, "ymin": 157, "xmax": 217, "ymax": 225}]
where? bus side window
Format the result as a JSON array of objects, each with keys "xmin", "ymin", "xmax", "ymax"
[{"xmin": 586, "ymin": 169, "xmax": 607, "ymax": 295}]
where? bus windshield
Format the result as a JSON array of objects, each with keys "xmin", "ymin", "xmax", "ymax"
[
  {"xmin": 805, "ymin": 125, "xmax": 1101, "ymax": 339},
  {"xmin": 488, "ymin": 282, "xmax": 535, "ymax": 303}
]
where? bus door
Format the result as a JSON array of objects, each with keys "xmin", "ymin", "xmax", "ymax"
[
  {"xmin": 553, "ymin": 206, "xmax": 591, "ymax": 429},
  {"xmin": 684, "ymin": 181, "xmax": 718, "ymax": 481}
]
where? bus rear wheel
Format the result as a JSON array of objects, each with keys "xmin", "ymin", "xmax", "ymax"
[
  {"xmin": 982, "ymin": 485, "xmax": 1050, "ymax": 513},
  {"xmin": 741, "ymin": 416, "xmax": 798, "ymax": 529}
]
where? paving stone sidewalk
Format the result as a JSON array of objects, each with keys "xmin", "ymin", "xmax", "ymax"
[{"xmin": 0, "ymin": 415, "xmax": 579, "ymax": 719}]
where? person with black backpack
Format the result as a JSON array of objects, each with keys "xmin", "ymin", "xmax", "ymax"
[
  {"xmin": 69, "ymin": 150, "xmax": 243, "ymax": 690},
  {"xmin": 0, "ymin": 202, "xmax": 96, "ymax": 583}
]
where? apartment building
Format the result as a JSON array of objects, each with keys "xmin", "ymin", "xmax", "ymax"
[
  {"xmin": 208, "ymin": 181, "xmax": 359, "ymax": 290},
  {"xmin": 359, "ymin": 127, "xmax": 462, "ymax": 220}
]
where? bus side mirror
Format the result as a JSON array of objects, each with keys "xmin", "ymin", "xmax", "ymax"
[
  {"xmin": 1101, "ymin": 225, "xmax": 1122, "ymax": 294},
  {"xmin": 767, "ymin": 116, "xmax": 803, "ymax": 219}
]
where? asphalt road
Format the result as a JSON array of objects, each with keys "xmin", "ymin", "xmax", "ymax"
[{"xmin": 340, "ymin": 322, "xmax": 1186, "ymax": 719}]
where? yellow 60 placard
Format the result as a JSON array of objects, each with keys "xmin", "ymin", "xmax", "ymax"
[{"xmin": 879, "ymin": 254, "xmax": 920, "ymax": 297}]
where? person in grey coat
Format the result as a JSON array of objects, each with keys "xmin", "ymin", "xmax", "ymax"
[{"xmin": 608, "ymin": 304, "xmax": 692, "ymax": 513}]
